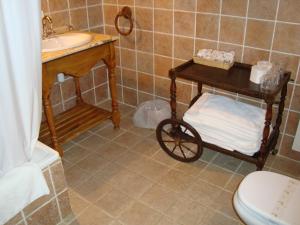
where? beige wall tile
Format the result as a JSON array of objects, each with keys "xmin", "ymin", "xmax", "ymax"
[
  {"xmin": 197, "ymin": 0, "xmax": 220, "ymax": 13},
  {"xmin": 41, "ymin": 0, "xmax": 49, "ymax": 13},
  {"xmin": 174, "ymin": 0, "xmax": 196, "ymax": 11},
  {"xmin": 118, "ymin": 0, "xmax": 134, "ymax": 5},
  {"xmin": 120, "ymin": 32, "xmax": 136, "ymax": 49},
  {"xmin": 121, "ymin": 49, "xmax": 136, "ymax": 70},
  {"xmin": 123, "ymin": 87, "xmax": 137, "ymax": 106},
  {"xmin": 154, "ymin": 9, "xmax": 173, "ymax": 33},
  {"xmin": 70, "ymin": 8, "xmax": 88, "ymax": 30},
  {"xmin": 88, "ymin": 6, "xmax": 103, "ymax": 27},
  {"xmin": 49, "ymin": 0, "xmax": 68, "ymax": 12},
  {"xmin": 62, "ymin": 78, "xmax": 76, "ymax": 101},
  {"xmin": 50, "ymin": 161, "xmax": 67, "ymax": 194},
  {"xmin": 285, "ymin": 111, "xmax": 300, "ymax": 135},
  {"xmin": 136, "ymin": 30, "xmax": 153, "ymax": 53},
  {"xmin": 155, "ymin": 77, "xmax": 170, "ymax": 99},
  {"xmin": 174, "ymin": 11, "xmax": 195, "ymax": 37},
  {"xmin": 94, "ymin": 66, "xmax": 107, "ymax": 86},
  {"xmin": 135, "ymin": 8, "xmax": 153, "ymax": 31},
  {"xmin": 136, "ymin": 0, "xmax": 153, "ymax": 7},
  {"xmin": 278, "ymin": 0, "xmax": 300, "ymax": 23},
  {"xmin": 154, "ymin": 0, "xmax": 173, "ymax": 9},
  {"xmin": 270, "ymin": 53, "xmax": 300, "ymax": 81},
  {"xmin": 138, "ymin": 92, "xmax": 154, "ymax": 103},
  {"xmin": 220, "ymin": 16, "xmax": 245, "ymax": 44},
  {"xmin": 103, "ymin": 5, "xmax": 118, "ymax": 26},
  {"xmin": 154, "ymin": 33, "xmax": 173, "ymax": 57},
  {"xmin": 138, "ymin": 73, "xmax": 154, "ymax": 93},
  {"xmin": 273, "ymin": 23, "xmax": 300, "ymax": 55},
  {"xmin": 222, "ymin": 0, "xmax": 247, "ymax": 16},
  {"xmin": 174, "ymin": 36, "xmax": 194, "ymax": 60},
  {"xmin": 196, "ymin": 14, "xmax": 219, "ymax": 40},
  {"xmin": 245, "ymin": 20, "xmax": 274, "ymax": 49},
  {"xmin": 95, "ymin": 84, "xmax": 108, "ymax": 102},
  {"xmin": 137, "ymin": 52, "xmax": 154, "ymax": 74},
  {"xmin": 243, "ymin": 47, "xmax": 270, "ymax": 65},
  {"xmin": 280, "ymin": 135, "xmax": 300, "ymax": 161},
  {"xmin": 52, "ymin": 11, "xmax": 70, "ymax": 28},
  {"xmin": 154, "ymin": 55, "xmax": 172, "ymax": 77},
  {"xmin": 57, "ymin": 191, "xmax": 73, "ymax": 220},
  {"xmin": 195, "ymin": 39, "xmax": 218, "ymax": 50},
  {"xmin": 291, "ymin": 85, "xmax": 300, "ymax": 111},
  {"xmin": 69, "ymin": 0, "xmax": 86, "ymax": 8},
  {"xmin": 248, "ymin": 0, "xmax": 278, "ymax": 20},
  {"xmin": 27, "ymin": 200, "xmax": 60, "ymax": 225},
  {"xmin": 122, "ymin": 68, "xmax": 137, "ymax": 88}
]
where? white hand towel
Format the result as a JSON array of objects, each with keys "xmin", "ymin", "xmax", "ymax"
[{"xmin": 0, "ymin": 162, "xmax": 49, "ymax": 224}]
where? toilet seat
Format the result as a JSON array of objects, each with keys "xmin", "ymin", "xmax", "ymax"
[{"xmin": 234, "ymin": 171, "xmax": 300, "ymax": 225}]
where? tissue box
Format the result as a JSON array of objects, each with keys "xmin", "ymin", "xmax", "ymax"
[{"xmin": 193, "ymin": 56, "xmax": 234, "ymax": 70}]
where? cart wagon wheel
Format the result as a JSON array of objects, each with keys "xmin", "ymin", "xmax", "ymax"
[{"xmin": 156, "ymin": 119, "xmax": 203, "ymax": 162}]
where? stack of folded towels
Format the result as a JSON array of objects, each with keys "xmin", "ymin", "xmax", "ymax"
[{"xmin": 183, "ymin": 93, "xmax": 267, "ymax": 156}]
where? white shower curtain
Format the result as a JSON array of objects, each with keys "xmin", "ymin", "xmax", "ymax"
[
  {"xmin": 0, "ymin": 1, "xmax": 50, "ymax": 223},
  {"xmin": 0, "ymin": 0, "xmax": 42, "ymax": 174}
]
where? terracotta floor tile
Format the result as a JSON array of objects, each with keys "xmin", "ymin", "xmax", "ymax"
[
  {"xmin": 212, "ymin": 154, "xmax": 242, "ymax": 172},
  {"xmin": 131, "ymin": 138, "xmax": 160, "ymax": 157},
  {"xmin": 96, "ymin": 125, "xmax": 126, "ymax": 140},
  {"xmin": 95, "ymin": 188, "xmax": 134, "ymax": 217},
  {"xmin": 113, "ymin": 131, "xmax": 142, "ymax": 148},
  {"xmin": 140, "ymin": 184, "xmax": 177, "ymax": 212},
  {"xmin": 119, "ymin": 202, "xmax": 162, "ymax": 225},
  {"xmin": 65, "ymin": 165, "xmax": 91, "ymax": 188},
  {"xmin": 74, "ymin": 176, "xmax": 113, "ymax": 203},
  {"xmin": 71, "ymin": 205, "xmax": 113, "ymax": 225},
  {"xmin": 78, "ymin": 135, "xmax": 108, "ymax": 151},
  {"xmin": 164, "ymin": 198, "xmax": 208, "ymax": 225},
  {"xmin": 200, "ymin": 165, "xmax": 233, "ymax": 187},
  {"xmin": 75, "ymin": 153, "xmax": 109, "ymax": 174},
  {"xmin": 63, "ymin": 145, "xmax": 91, "ymax": 165},
  {"xmin": 158, "ymin": 169, "xmax": 195, "ymax": 193},
  {"xmin": 94, "ymin": 142, "xmax": 128, "ymax": 161}
]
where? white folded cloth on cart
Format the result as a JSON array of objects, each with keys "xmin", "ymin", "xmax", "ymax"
[{"xmin": 183, "ymin": 93, "xmax": 267, "ymax": 156}]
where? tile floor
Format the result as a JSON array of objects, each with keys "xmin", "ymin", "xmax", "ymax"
[{"xmin": 60, "ymin": 100, "xmax": 300, "ymax": 225}]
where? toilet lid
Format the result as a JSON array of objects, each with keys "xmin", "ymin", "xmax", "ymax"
[{"xmin": 237, "ymin": 171, "xmax": 300, "ymax": 225}]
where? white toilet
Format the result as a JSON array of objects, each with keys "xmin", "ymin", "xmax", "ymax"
[{"xmin": 233, "ymin": 171, "xmax": 300, "ymax": 225}]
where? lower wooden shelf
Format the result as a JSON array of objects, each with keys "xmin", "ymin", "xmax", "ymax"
[{"xmin": 39, "ymin": 102, "xmax": 111, "ymax": 146}]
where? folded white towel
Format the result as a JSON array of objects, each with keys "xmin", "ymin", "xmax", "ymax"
[
  {"xmin": 183, "ymin": 93, "xmax": 267, "ymax": 156},
  {"xmin": 185, "ymin": 93, "xmax": 266, "ymax": 133},
  {"xmin": 0, "ymin": 162, "xmax": 49, "ymax": 224}
]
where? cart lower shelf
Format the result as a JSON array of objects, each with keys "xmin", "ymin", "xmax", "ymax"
[{"xmin": 39, "ymin": 102, "xmax": 111, "ymax": 145}]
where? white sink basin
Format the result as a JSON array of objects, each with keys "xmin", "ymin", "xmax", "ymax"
[{"xmin": 42, "ymin": 33, "xmax": 92, "ymax": 52}]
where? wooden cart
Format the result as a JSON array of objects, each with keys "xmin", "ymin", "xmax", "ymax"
[{"xmin": 156, "ymin": 60, "xmax": 290, "ymax": 170}]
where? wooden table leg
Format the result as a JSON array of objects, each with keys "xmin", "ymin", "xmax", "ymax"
[
  {"xmin": 104, "ymin": 43, "xmax": 120, "ymax": 128},
  {"xmin": 42, "ymin": 89, "xmax": 63, "ymax": 156},
  {"xmin": 74, "ymin": 77, "xmax": 83, "ymax": 104},
  {"xmin": 271, "ymin": 83, "xmax": 287, "ymax": 152},
  {"xmin": 170, "ymin": 70, "xmax": 177, "ymax": 127},
  {"xmin": 257, "ymin": 102, "xmax": 273, "ymax": 170},
  {"xmin": 198, "ymin": 81, "xmax": 202, "ymax": 96}
]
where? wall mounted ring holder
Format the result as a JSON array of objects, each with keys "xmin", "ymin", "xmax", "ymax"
[{"xmin": 114, "ymin": 6, "xmax": 133, "ymax": 36}]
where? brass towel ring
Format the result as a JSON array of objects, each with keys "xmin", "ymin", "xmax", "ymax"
[{"xmin": 114, "ymin": 6, "xmax": 133, "ymax": 36}]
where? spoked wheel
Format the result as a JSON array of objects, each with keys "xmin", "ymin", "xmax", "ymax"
[{"xmin": 156, "ymin": 119, "xmax": 203, "ymax": 162}]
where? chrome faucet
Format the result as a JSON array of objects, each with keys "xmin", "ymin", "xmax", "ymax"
[{"xmin": 42, "ymin": 15, "xmax": 55, "ymax": 39}]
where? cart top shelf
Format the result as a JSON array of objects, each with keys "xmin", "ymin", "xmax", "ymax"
[{"xmin": 171, "ymin": 60, "xmax": 290, "ymax": 100}]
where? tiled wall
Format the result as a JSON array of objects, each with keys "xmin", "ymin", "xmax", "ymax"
[
  {"xmin": 4, "ymin": 160, "xmax": 73, "ymax": 225},
  {"xmin": 102, "ymin": 0, "xmax": 300, "ymax": 160},
  {"xmin": 41, "ymin": 0, "xmax": 108, "ymax": 116}
]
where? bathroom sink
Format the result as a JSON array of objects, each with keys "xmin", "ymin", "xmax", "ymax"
[{"xmin": 42, "ymin": 33, "xmax": 92, "ymax": 52}]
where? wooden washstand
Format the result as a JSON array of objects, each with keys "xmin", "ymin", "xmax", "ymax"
[{"xmin": 40, "ymin": 33, "xmax": 120, "ymax": 156}]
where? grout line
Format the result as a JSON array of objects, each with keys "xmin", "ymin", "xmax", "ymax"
[
  {"xmin": 216, "ymin": 0, "xmax": 222, "ymax": 49},
  {"xmin": 278, "ymin": 60, "xmax": 300, "ymax": 152},
  {"xmin": 241, "ymin": 0, "xmax": 249, "ymax": 62},
  {"xmin": 152, "ymin": 0, "xmax": 155, "ymax": 101},
  {"xmin": 269, "ymin": 0, "xmax": 280, "ymax": 62},
  {"xmin": 133, "ymin": 0, "xmax": 139, "ymax": 105}
]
